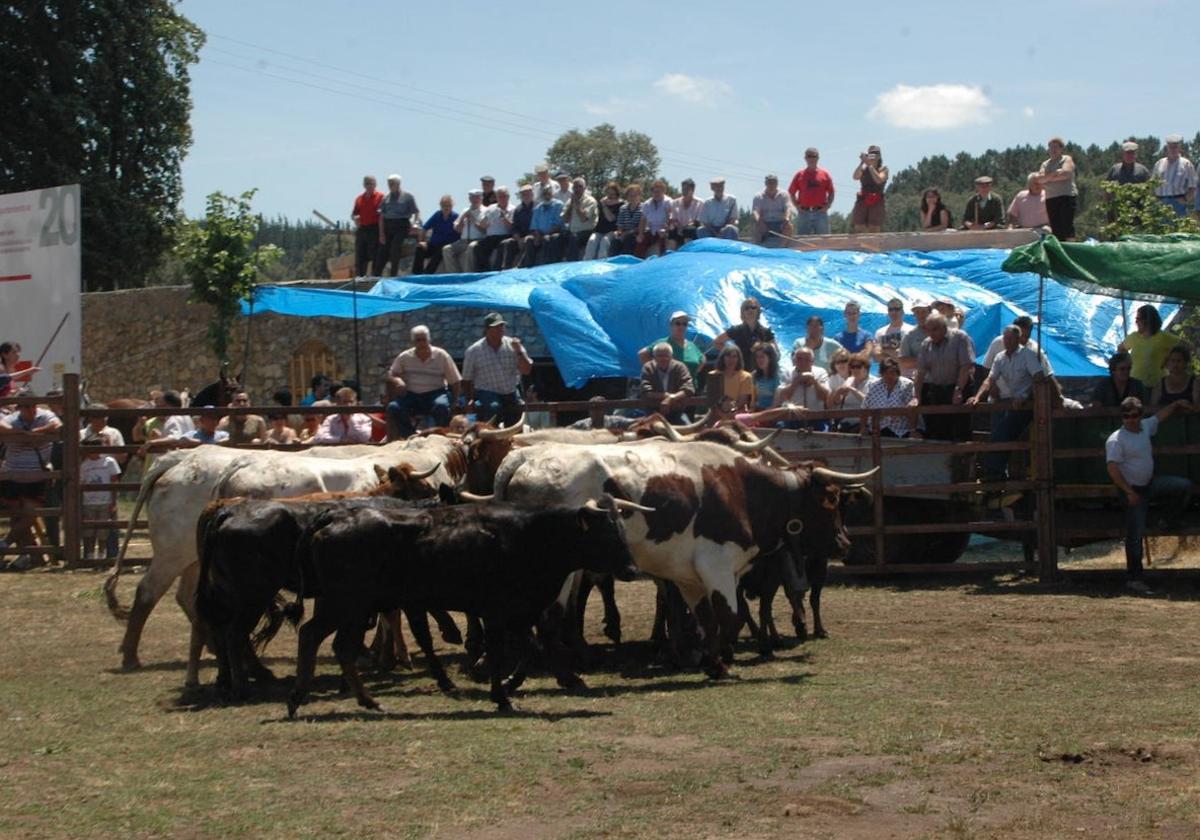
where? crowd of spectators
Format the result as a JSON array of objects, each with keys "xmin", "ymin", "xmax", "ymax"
[{"xmin": 347, "ymin": 136, "xmax": 1198, "ymax": 279}]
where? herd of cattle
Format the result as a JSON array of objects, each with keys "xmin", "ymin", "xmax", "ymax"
[{"xmin": 102, "ymin": 416, "xmax": 875, "ymax": 714}]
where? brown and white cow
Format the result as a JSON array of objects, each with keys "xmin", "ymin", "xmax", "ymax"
[{"xmin": 476, "ymin": 439, "xmax": 871, "ymax": 676}]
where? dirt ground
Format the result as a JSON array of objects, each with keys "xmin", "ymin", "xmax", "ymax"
[{"xmin": 1, "ymin": 542, "xmax": 1198, "ymax": 839}]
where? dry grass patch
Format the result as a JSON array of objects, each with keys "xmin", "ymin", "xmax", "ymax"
[{"xmin": 1, "ymin": 552, "xmax": 1198, "ymax": 838}]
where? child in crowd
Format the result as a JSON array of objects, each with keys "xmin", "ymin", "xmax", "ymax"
[
  {"xmin": 264, "ymin": 413, "xmax": 299, "ymax": 445},
  {"xmin": 80, "ymin": 439, "xmax": 121, "ymax": 561}
]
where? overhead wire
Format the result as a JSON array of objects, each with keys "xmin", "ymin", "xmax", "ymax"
[{"xmin": 204, "ymin": 33, "xmax": 780, "ymax": 180}]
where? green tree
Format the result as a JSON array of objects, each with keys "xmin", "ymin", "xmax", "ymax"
[
  {"xmin": 0, "ymin": 1, "xmax": 203, "ymax": 291},
  {"xmin": 1100, "ymin": 181, "xmax": 1200, "ymax": 240},
  {"xmin": 537, "ymin": 124, "xmax": 662, "ymax": 192},
  {"xmin": 178, "ymin": 190, "xmax": 281, "ymax": 364}
]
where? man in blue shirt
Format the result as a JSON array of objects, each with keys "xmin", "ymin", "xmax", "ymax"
[
  {"xmin": 528, "ymin": 184, "xmax": 565, "ymax": 265},
  {"xmin": 412, "ymin": 195, "xmax": 459, "ymax": 275},
  {"xmin": 504, "ymin": 185, "xmax": 537, "ymax": 269}
]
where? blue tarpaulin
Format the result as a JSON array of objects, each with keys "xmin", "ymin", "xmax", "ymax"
[{"xmin": 244, "ymin": 239, "xmax": 1170, "ymax": 386}]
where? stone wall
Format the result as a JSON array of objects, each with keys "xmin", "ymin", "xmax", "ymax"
[{"xmin": 81, "ymin": 282, "xmax": 548, "ymax": 403}]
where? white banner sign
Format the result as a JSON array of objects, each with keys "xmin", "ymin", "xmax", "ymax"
[{"xmin": 0, "ymin": 184, "xmax": 82, "ymax": 395}]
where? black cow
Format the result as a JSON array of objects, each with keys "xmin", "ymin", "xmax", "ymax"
[
  {"xmin": 194, "ymin": 492, "xmax": 457, "ymax": 700},
  {"xmin": 286, "ymin": 495, "xmax": 641, "ymax": 715}
]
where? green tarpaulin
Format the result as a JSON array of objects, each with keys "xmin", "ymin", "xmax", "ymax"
[{"xmin": 1001, "ymin": 234, "xmax": 1200, "ymax": 302}]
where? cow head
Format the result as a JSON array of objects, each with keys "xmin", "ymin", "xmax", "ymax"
[
  {"xmin": 781, "ymin": 466, "xmax": 876, "ymax": 563},
  {"xmin": 576, "ymin": 495, "xmax": 650, "ymax": 582},
  {"xmin": 461, "ymin": 419, "xmax": 522, "ymax": 494},
  {"xmin": 374, "ymin": 462, "xmax": 441, "ymax": 500}
]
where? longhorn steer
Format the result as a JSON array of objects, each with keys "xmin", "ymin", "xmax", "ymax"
[
  {"xmin": 287, "ymin": 497, "xmax": 641, "ymax": 715},
  {"xmin": 104, "ymin": 437, "xmax": 466, "ymax": 686},
  {"xmin": 484, "ymin": 440, "xmax": 871, "ymax": 676}
]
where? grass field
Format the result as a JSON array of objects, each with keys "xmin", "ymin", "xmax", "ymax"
[{"xmin": 2, "ymin": 550, "xmax": 1199, "ymax": 839}]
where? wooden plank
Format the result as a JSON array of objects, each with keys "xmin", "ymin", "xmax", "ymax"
[
  {"xmin": 60, "ymin": 373, "xmax": 82, "ymax": 569},
  {"xmin": 0, "ymin": 545, "xmax": 63, "ymax": 557},
  {"xmin": 784, "ymin": 228, "xmax": 1039, "ymax": 253},
  {"xmin": 1033, "ymin": 378, "xmax": 1058, "ymax": 581},
  {"xmin": 846, "ymin": 520, "xmax": 1034, "ymax": 536},
  {"xmin": 81, "ymin": 520, "xmax": 148, "ymax": 529},
  {"xmin": 884, "ymin": 480, "xmax": 1037, "ymax": 496},
  {"xmin": 870, "ymin": 422, "xmax": 886, "ymax": 569}
]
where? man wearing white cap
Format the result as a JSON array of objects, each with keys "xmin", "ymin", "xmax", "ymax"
[
  {"xmin": 1152, "ymin": 134, "xmax": 1197, "ymax": 216},
  {"xmin": 475, "ymin": 186, "xmax": 514, "ymax": 271},
  {"xmin": 503, "ymin": 184, "xmax": 537, "ymax": 269},
  {"xmin": 443, "ymin": 189, "xmax": 487, "ymax": 273},
  {"xmin": 697, "ymin": 178, "xmax": 740, "ymax": 240},
  {"xmin": 374, "ymin": 174, "xmax": 420, "ymax": 276}
]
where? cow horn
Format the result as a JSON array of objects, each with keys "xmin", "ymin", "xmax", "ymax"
[
  {"xmin": 813, "ymin": 466, "xmax": 880, "ymax": 485},
  {"xmin": 408, "ymin": 463, "xmax": 439, "ymax": 480},
  {"xmin": 656, "ymin": 421, "xmax": 685, "ymax": 442},
  {"xmin": 458, "ymin": 491, "xmax": 494, "ymax": 503},
  {"xmin": 732, "ymin": 428, "xmax": 781, "ymax": 453},
  {"xmin": 762, "ymin": 446, "xmax": 791, "ymax": 468},
  {"xmin": 671, "ymin": 410, "xmax": 713, "ymax": 434},
  {"xmin": 611, "ymin": 498, "xmax": 656, "ymax": 513},
  {"xmin": 477, "ymin": 415, "xmax": 526, "ymax": 439}
]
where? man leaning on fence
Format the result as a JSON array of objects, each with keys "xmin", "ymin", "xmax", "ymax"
[
  {"xmin": 1106, "ymin": 396, "xmax": 1193, "ymax": 594},
  {"xmin": 968, "ymin": 325, "xmax": 1046, "ymax": 481}
]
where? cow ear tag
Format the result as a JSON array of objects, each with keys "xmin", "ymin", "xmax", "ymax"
[{"xmin": 786, "ymin": 519, "xmax": 804, "ymax": 535}]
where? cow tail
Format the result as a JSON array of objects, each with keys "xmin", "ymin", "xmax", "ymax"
[
  {"xmin": 103, "ymin": 455, "xmax": 175, "ymax": 622},
  {"xmin": 253, "ymin": 593, "xmax": 290, "ymax": 652},
  {"xmin": 192, "ymin": 501, "xmax": 226, "ymax": 630}
]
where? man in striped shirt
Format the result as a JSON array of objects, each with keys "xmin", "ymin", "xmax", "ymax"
[{"xmin": 1152, "ymin": 134, "xmax": 1197, "ymax": 216}]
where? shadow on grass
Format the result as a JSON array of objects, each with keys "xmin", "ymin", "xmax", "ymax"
[{"xmin": 269, "ymin": 707, "xmax": 614, "ymax": 724}]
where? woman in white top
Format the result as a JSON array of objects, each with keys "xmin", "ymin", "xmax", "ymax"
[{"xmin": 826, "ymin": 351, "xmax": 873, "ymax": 431}]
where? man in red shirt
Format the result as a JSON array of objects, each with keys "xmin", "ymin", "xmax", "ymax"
[
  {"xmin": 787, "ymin": 148, "xmax": 835, "ymax": 235},
  {"xmin": 352, "ymin": 175, "xmax": 384, "ymax": 276}
]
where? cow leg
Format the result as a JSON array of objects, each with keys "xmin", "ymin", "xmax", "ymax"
[
  {"xmin": 538, "ymin": 601, "xmax": 586, "ymax": 692},
  {"xmin": 403, "ymin": 607, "xmax": 457, "ymax": 695},
  {"xmin": 119, "ymin": 561, "xmax": 186, "ymax": 670},
  {"xmin": 175, "ymin": 564, "xmax": 205, "ymax": 688},
  {"xmin": 572, "ymin": 573, "xmax": 593, "ymax": 651},
  {"xmin": 287, "ymin": 604, "xmax": 338, "ymax": 717},
  {"xmin": 806, "ymin": 553, "xmax": 829, "ymax": 639},
  {"xmin": 759, "ymin": 567, "xmax": 782, "ymax": 651},
  {"xmin": 372, "ymin": 610, "xmax": 411, "ymax": 672},
  {"xmin": 694, "ymin": 555, "xmax": 743, "ymax": 674},
  {"xmin": 482, "ymin": 616, "xmax": 514, "ymax": 712},
  {"xmin": 430, "ymin": 610, "xmax": 462, "ymax": 646},
  {"xmin": 780, "ymin": 551, "xmax": 809, "ymax": 642},
  {"xmin": 596, "ymin": 574, "xmax": 622, "ymax": 644},
  {"xmin": 332, "ymin": 623, "xmax": 380, "ymax": 712},
  {"xmin": 463, "ymin": 615, "xmax": 486, "ymax": 678}
]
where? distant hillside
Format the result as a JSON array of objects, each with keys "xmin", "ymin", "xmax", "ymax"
[{"xmin": 884, "ymin": 133, "xmax": 1200, "ymax": 239}]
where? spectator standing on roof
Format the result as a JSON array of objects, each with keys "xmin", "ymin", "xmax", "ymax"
[
  {"xmin": 612, "ymin": 184, "xmax": 644, "ymax": 257},
  {"xmin": 919, "ymin": 188, "xmax": 953, "ymax": 231},
  {"xmin": 697, "ymin": 178, "xmax": 739, "ymax": 240},
  {"xmin": 374, "ymin": 174, "xmax": 420, "ymax": 276},
  {"xmin": 1106, "ymin": 396, "xmax": 1193, "ymax": 594},
  {"xmin": 850, "ymin": 145, "xmax": 887, "ymax": 233},
  {"xmin": 1106, "ymin": 141, "xmax": 1151, "ymax": 186},
  {"xmin": 479, "ymin": 175, "xmax": 497, "ymax": 206},
  {"xmin": 788, "ymin": 148, "xmax": 835, "ymax": 235},
  {"xmin": 1152, "ymin": 134, "xmax": 1197, "ymax": 217},
  {"xmin": 506, "ymin": 184, "xmax": 538, "ymax": 269},
  {"xmin": 1119, "ymin": 304, "xmax": 1182, "ymax": 386},
  {"xmin": 1037, "ymin": 137, "xmax": 1078, "ymax": 240},
  {"xmin": 351, "ymin": 175, "xmax": 383, "ymax": 277}
]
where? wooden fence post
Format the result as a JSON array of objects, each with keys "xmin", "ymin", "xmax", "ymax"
[
  {"xmin": 60, "ymin": 373, "xmax": 81, "ymax": 569},
  {"xmin": 1032, "ymin": 376, "xmax": 1058, "ymax": 581},
  {"xmin": 871, "ymin": 421, "xmax": 886, "ymax": 568}
]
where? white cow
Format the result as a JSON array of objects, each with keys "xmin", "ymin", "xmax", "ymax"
[{"xmin": 104, "ymin": 437, "xmax": 461, "ymax": 686}]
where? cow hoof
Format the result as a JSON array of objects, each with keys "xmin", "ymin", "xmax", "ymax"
[
  {"xmin": 286, "ymin": 698, "xmax": 302, "ymax": 718},
  {"xmin": 603, "ymin": 625, "xmax": 622, "ymax": 644},
  {"xmin": 466, "ymin": 656, "xmax": 489, "ymax": 683},
  {"xmin": 439, "ymin": 682, "xmax": 460, "ymax": 698},
  {"xmin": 397, "ymin": 654, "xmax": 414, "ymax": 671},
  {"xmin": 813, "ymin": 628, "xmax": 828, "ymax": 640},
  {"xmin": 120, "ymin": 655, "xmax": 141, "ymax": 671},
  {"xmin": 358, "ymin": 697, "xmax": 382, "ymax": 712},
  {"xmin": 720, "ymin": 647, "xmax": 735, "ymax": 666},
  {"xmin": 757, "ymin": 647, "xmax": 775, "ymax": 659},
  {"xmin": 794, "ymin": 625, "xmax": 808, "ymax": 643},
  {"xmin": 494, "ymin": 700, "xmax": 517, "ymax": 714}
]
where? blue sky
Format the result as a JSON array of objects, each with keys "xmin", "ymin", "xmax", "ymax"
[{"xmin": 179, "ymin": 0, "xmax": 1198, "ymax": 226}]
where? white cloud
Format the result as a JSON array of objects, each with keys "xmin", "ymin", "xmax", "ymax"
[
  {"xmin": 653, "ymin": 73, "xmax": 732, "ymax": 107},
  {"xmin": 1023, "ymin": 106, "xmax": 1035, "ymax": 119},
  {"xmin": 868, "ymin": 84, "xmax": 995, "ymax": 130}
]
